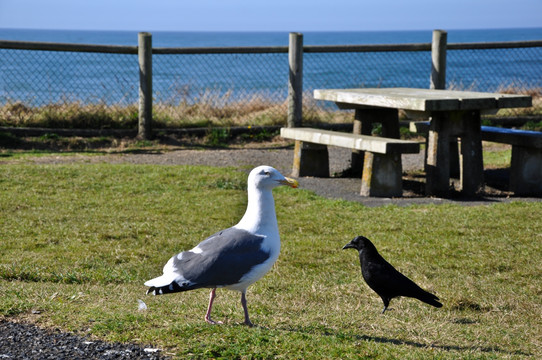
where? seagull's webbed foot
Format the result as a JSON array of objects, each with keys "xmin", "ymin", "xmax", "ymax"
[{"xmin": 205, "ymin": 316, "xmax": 224, "ymax": 325}]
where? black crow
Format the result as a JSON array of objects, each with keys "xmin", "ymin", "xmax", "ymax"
[{"xmin": 343, "ymin": 235, "xmax": 443, "ymax": 313}]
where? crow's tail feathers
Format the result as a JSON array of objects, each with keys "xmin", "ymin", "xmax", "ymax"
[{"xmin": 416, "ymin": 290, "xmax": 443, "ymax": 308}]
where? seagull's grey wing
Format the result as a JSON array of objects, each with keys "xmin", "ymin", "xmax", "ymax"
[{"xmin": 175, "ymin": 227, "xmax": 270, "ymax": 287}]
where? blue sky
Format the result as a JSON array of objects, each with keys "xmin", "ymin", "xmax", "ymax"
[{"xmin": 0, "ymin": 0, "xmax": 541, "ymax": 32}]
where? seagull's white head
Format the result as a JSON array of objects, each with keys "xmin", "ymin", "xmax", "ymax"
[{"xmin": 248, "ymin": 165, "xmax": 298, "ymax": 190}]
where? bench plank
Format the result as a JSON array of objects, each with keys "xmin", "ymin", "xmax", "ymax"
[
  {"xmin": 281, "ymin": 127, "xmax": 421, "ymax": 197},
  {"xmin": 411, "ymin": 121, "xmax": 542, "ymax": 149},
  {"xmin": 280, "ymin": 127, "xmax": 420, "ymax": 154},
  {"xmin": 480, "ymin": 126, "xmax": 542, "ymax": 149}
]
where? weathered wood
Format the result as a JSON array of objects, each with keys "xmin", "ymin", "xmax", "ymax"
[
  {"xmin": 138, "ymin": 32, "xmax": 152, "ymax": 140},
  {"xmin": 510, "ymin": 147, "xmax": 542, "ymax": 195},
  {"xmin": 314, "ymin": 88, "xmax": 532, "ymax": 112},
  {"xmin": 152, "ymin": 46, "xmax": 289, "ymax": 54},
  {"xmin": 426, "ymin": 113, "xmax": 452, "ymax": 196},
  {"xmin": 482, "ymin": 126, "xmax": 542, "ymax": 195},
  {"xmin": 426, "ymin": 111, "xmax": 485, "ymax": 196},
  {"xmin": 3, "ymin": 38, "xmax": 541, "ymax": 54},
  {"xmin": 360, "ymin": 152, "xmax": 403, "ymax": 197},
  {"xmin": 303, "ymin": 43, "xmax": 431, "ymax": 53},
  {"xmin": 0, "ymin": 40, "xmax": 137, "ymax": 54},
  {"xmin": 430, "ymin": 30, "xmax": 447, "ymax": 90},
  {"xmin": 280, "ymin": 127, "xmax": 420, "ymax": 154},
  {"xmin": 288, "ymin": 33, "xmax": 303, "ymax": 128},
  {"xmin": 410, "ymin": 120, "xmax": 459, "ymax": 178},
  {"xmin": 411, "ymin": 122, "xmax": 542, "ymax": 195},
  {"xmin": 350, "ymin": 108, "xmax": 401, "ymax": 176},
  {"xmin": 291, "ymin": 141, "xmax": 329, "ymax": 177},
  {"xmin": 447, "ymin": 40, "xmax": 542, "ymax": 50},
  {"xmin": 351, "ymin": 111, "xmax": 365, "ymax": 176},
  {"xmin": 459, "ymin": 112, "xmax": 484, "ymax": 195},
  {"xmin": 281, "ymin": 127, "xmax": 420, "ymax": 197},
  {"xmin": 314, "ymin": 87, "xmax": 533, "ymax": 197}
]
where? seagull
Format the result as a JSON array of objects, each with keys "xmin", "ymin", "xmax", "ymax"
[
  {"xmin": 144, "ymin": 165, "xmax": 298, "ymax": 326},
  {"xmin": 343, "ymin": 236, "xmax": 443, "ymax": 313}
]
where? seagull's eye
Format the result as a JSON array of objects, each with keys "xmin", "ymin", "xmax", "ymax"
[{"xmin": 264, "ymin": 171, "xmax": 271, "ymax": 176}]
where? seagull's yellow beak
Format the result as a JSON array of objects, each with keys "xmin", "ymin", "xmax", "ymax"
[{"xmin": 279, "ymin": 177, "xmax": 299, "ymax": 188}]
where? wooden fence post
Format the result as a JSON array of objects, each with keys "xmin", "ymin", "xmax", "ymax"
[
  {"xmin": 138, "ymin": 32, "xmax": 152, "ymax": 139},
  {"xmin": 288, "ymin": 32, "xmax": 303, "ymax": 128},
  {"xmin": 430, "ymin": 29, "xmax": 447, "ymax": 90},
  {"xmin": 429, "ymin": 30, "xmax": 459, "ymax": 177}
]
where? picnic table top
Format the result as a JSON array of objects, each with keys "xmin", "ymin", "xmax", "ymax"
[{"xmin": 313, "ymin": 87, "xmax": 532, "ymax": 112}]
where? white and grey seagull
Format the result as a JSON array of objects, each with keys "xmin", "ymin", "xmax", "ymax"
[{"xmin": 144, "ymin": 165, "xmax": 298, "ymax": 326}]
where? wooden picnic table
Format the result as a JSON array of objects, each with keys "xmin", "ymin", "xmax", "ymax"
[{"xmin": 314, "ymin": 87, "xmax": 532, "ymax": 197}]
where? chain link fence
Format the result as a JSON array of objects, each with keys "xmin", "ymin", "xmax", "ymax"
[
  {"xmin": 447, "ymin": 46, "xmax": 542, "ymax": 93},
  {"xmin": 0, "ymin": 46, "xmax": 139, "ymax": 129},
  {"xmin": 152, "ymin": 51, "xmax": 289, "ymax": 127},
  {"xmin": 0, "ymin": 38, "xmax": 540, "ymax": 130},
  {"xmin": 302, "ymin": 49, "xmax": 433, "ymax": 122}
]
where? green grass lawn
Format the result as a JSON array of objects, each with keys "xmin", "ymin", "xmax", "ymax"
[{"xmin": 1, "ymin": 164, "xmax": 541, "ymax": 359}]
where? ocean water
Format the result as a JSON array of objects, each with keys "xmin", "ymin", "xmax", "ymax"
[{"xmin": 0, "ymin": 28, "xmax": 541, "ymax": 106}]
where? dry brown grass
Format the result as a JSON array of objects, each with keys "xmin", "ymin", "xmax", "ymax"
[{"xmin": 1, "ymin": 86, "xmax": 540, "ymax": 130}]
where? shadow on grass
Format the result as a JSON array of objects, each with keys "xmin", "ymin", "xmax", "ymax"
[
  {"xmin": 276, "ymin": 324, "xmax": 531, "ymax": 357},
  {"xmin": 402, "ymin": 170, "xmax": 514, "ymax": 200},
  {"xmin": 0, "ymin": 129, "xmax": 287, "ymax": 158}
]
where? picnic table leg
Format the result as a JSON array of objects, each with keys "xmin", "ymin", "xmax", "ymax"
[
  {"xmin": 426, "ymin": 113, "xmax": 451, "ymax": 197},
  {"xmin": 352, "ymin": 108, "xmax": 399, "ymax": 177},
  {"xmin": 459, "ymin": 111, "xmax": 484, "ymax": 195},
  {"xmin": 351, "ymin": 109, "xmax": 372, "ymax": 176}
]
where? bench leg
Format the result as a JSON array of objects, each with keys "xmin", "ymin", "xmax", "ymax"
[
  {"xmin": 510, "ymin": 146, "xmax": 542, "ymax": 196},
  {"xmin": 360, "ymin": 152, "xmax": 403, "ymax": 197},
  {"xmin": 291, "ymin": 140, "xmax": 329, "ymax": 177}
]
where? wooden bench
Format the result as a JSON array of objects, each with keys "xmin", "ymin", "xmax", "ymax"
[
  {"xmin": 280, "ymin": 127, "xmax": 421, "ymax": 197},
  {"xmin": 410, "ymin": 121, "xmax": 542, "ymax": 195}
]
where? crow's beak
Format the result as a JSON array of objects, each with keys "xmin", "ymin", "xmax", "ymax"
[{"xmin": 342, "ymin": 242, "xmax": 355, "ymax": 250}]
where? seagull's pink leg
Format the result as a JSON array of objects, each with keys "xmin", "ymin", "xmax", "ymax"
[
  {"xmin": 205, "ymin": 288, "xmax": 223, "ymax": 324},
  {"xmin": 241, "ymin": 290, "xmax": 253, "ymax": 327}
]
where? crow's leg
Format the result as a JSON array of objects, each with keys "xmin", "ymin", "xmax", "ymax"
[{"xmin": 381, "ymin": 297, "xmax": 390, "ymax": 314}]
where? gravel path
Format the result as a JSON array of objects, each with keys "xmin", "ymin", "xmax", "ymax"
[
  {"xmin": 0, "ymin": 320, "xmax": 169, "ymax": 360},
  {"xmin": 21, "ymin": 144, "xmax": 539, "ymax": 206}
]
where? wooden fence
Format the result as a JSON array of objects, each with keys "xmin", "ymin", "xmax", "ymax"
[{"xmin": 1, "ymin": 30, "xmax": 541, "ymax": 139}]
